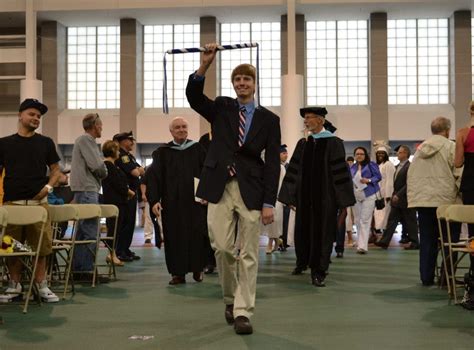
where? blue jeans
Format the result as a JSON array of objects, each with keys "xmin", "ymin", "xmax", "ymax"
[{"xmin": 73, "ymin": 191, "xmax": 99, "ymax": 272}]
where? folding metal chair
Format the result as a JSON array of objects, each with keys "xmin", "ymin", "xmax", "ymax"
[
  {"xmin": 97, "ymin": 205, "xmax": 119, "ymax": 281},
  {"xmin": 444, "ymin": 204, "xmax": 474, "ymax": 303},
  {"xmin": 0, "ymin": 207, "xmax": 6, "ymax": 324},
  {"xmin": 436, "ymin": 204, "xmax": 459, "ymax": 295},
  {"xmin": 0, "ymin": 207, "xmax": 7, "ymax": 283},
  {"xmin": 0, "ymin": 205, "xmax": 48, "ymax": 313},
  {"xmin": 67, "ymin": 204, "xmax": 102, "ymax": 289},
  {"xmin": 47, "ymin": 204, "xmax": 79, "ymax": 298}
]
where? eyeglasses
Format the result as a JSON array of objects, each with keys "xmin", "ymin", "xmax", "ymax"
[{"xmin": 355, "ymin": 153, "xmax": 365, "ymax": 156}]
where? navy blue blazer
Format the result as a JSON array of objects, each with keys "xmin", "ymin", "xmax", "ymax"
[{"xmin": 186, "ymin": 74, "xmax": 281, "ymax": 210}]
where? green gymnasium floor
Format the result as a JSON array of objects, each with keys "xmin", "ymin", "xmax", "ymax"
[{"xmin": 1, "ymin": 246, "xmax": 473, "ymax": 350}]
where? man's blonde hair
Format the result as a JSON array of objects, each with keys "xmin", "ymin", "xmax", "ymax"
[{"xmin": 231, "ymin": 64, "xmax": 256, "ymax": 82}]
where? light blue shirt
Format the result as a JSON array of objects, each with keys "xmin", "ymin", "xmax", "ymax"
[{"xmin": 238, "ymin": 101, "xmax": 256, "ymax": 143}]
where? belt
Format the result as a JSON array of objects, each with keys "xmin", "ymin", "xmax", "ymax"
[{"xmin": 9, "ymin": 198, "xmax": 47, "ymax": 206}]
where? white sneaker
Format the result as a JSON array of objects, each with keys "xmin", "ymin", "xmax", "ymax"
[
  {"xmin": 0, "ymin": 280, "xmax": 22, "ymax": 303},
  {"xmin": 37, "ymin": 280, "xmax": 59, "ymax": 303}
]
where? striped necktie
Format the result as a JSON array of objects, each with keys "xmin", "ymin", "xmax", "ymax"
[{"xmin": 229, "ymin": 106, "xmax": 247, "ymax": 177}]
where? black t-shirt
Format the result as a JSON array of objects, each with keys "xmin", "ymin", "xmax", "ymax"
[{"xmin": 0, "ymin": 133, "xmax": 60, "ymax": 201}]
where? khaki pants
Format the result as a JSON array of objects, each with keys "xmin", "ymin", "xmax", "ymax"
[
  {"xmin": 4, "ymin": 201, "xmax": 52, "ymax": 256},
  {"xmin": 207, "ymin": 179, "xmax": 261, "ymax": 319}
]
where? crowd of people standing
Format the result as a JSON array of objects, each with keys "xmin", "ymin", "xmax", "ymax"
[{"xmin": 1, "ymin": 46, "xmax": 474, "ymax": 336}]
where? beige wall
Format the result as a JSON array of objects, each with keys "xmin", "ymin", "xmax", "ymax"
[
  {"xmin": 0, "ymin": 1, "xmax": 472, "ymax": 145},
  {"xmin": 0, "ymin": 100, "xmax": 463, "ymax": 144}
]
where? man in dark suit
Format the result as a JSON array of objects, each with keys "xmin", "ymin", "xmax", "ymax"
[
  {"xmin": 375, "ymin": 145, "xmax": 419, "ymax": 249},
  {"xmin": 186, "ymin": 42, "xmax": 281, "ymax": 335}
]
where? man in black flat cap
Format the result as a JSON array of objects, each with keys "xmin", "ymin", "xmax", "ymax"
[
  {"xmin": 279, "ymin": 107, "xmax": 355, "ymax": 287},
  {"xmin": 113, "ymin": 131, "xmax": 145, "ymax": 261}
]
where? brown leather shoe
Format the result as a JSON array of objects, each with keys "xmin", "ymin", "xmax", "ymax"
[
  {"xmin": 234, "ymin": 316, "xmax": 253, "ymax": 335},
  {"xmin": 225, "ymin": 304, "xmax": 234, "ymax": 325},
  {"xmin": 169, "ymin": 276, "xmax": 186, "ymax": 285}
]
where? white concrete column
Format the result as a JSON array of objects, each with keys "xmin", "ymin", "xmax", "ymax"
[
  {"xmin": 287, "ymin": 0, "xmax": 296, "ymax": 76},
  {"xmin": 281, "ymin": 0, "xmax": 304, "ymax": 155},
  {"xmin": 20, "ymin": 0, "xmax": 42, "ymax": 101},
  {"xmin": 281, "ymin": 75, "xmax": 304, "ymax": 156}
]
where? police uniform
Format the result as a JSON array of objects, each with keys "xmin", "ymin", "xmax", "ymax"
[{"xmin": 114, "ymin": 131, "xmax": 142, "ymax": 260}]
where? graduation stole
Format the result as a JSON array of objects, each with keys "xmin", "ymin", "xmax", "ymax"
[
  {"xmin": 310, "ymin": 130, "xmax": 335, "ymax": 139},
  {"xmin": 170, "ymin": 139, "xmax": 197, "ymax": 151}
]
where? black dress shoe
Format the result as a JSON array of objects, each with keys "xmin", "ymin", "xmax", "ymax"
[
  {"xmin": 291, "ymin": 266, "xmax": 306, "ymax": 275},
  {"xmin": 336, "ymin": 252, "xmax": 343, "ymax": 258},
  {"xmin": 169, "ymin": 276, "xmax": 186, "ymax": 285},
  {"xmin": 127, "ymin": 251, "xmax": 141, "ymax": 260},
  {"xmin": 374, "ymin": 240, "xmax": 389, "ymax": 249},
  {"xmin": 234, "ymin": 316, "xmax": 253, "ymax": 335},
  {"xmin": 225, "ymin": 304, "xmax": 234, "ymax": 325},
  {"xmin": 204, "ymin": 265, "xmax": 215, "ymax": 274},
  {"xmin": 404, "ymin": 243, "xmax": 419, "ymax": 250},
  {"xmin": 116, "ymin": 254, "xmax": 134, "ymax": 262},
  {"xmin": 73, "ymin": 273, "xmax": 110, "ymax": 284},
  {"xmin": 312, "ymin": 275, "xmax": 326, "ymax": 287},
  {"xmin": 96, "ymin": 276, "xmax": 110, "ymax": 284},
  {"xmin": 399, "ymin": 237, "xmax": 410, "ymax": 244},
  {"xmin": 368, "ymin": 232, "xmax": 377, "ymax": 244},
  {"xmin": 193, "ymin": 271, "xmax": 203, "ymax": 282}
]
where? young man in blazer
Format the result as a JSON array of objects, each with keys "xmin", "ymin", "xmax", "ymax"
[
  {"xmin": 375, "ymin": 145, "xmax": 420, "ymax": 250},
  {"xmin": 186, "ymin": 42, "xmax": 281, "ymax": 335}
]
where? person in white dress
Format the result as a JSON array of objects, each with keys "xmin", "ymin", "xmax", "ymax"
[
  {"xmin": 373, "ymin": 146, "xmax": 395, "ymax": 234},
  {"xmin": 263, "ymin": 163, "xmax": 286, "ymax": 254}
]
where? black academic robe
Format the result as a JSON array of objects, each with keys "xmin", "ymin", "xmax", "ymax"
[
  {"xmin": 279, "ymin": 136, "xmax": 355, "ymax": 276},
  {"xmin": 146, "ymin": 140, "xmax": 208, "ymax": 275}
]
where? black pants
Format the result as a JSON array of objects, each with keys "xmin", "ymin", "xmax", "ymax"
[
  {"xmin": 119, "ymin": 195, "xmax": 137, "ymax": 256},
  {"xmin": 334, "ymin": 213, "xmax": 346, "ymax": 254},
  {"xmin": 106, "ymin": 203, "xmax": 129, "ymax": 253},
  {"xmin": 379, "ymin": 206, "xmax": 419, "ymax": 245},
  {"xmin": 417, "ymin": 207, "xmax": 461, "ymax": 284},
  {"xmin": 281, "ymin": 206, "xmax": 291, "ymax": 246},
  {"xmin": 462, "ymin": 191, "xmax": 474, "ymax": 272}
]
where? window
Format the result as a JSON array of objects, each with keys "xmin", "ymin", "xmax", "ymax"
[
  {"xmin": 306, "ymin": 20, "xmax": 368, "ymax": 106},
  {"xmin": 387, "ymin": 18, "xmax": 449, "ymax": 104},
  {"xmin": 143, "ymin": 24, "xmax": 200, "ymax": 108},
  {"xmin": 67, "ymin": 26, "xmax": 120, "ymax": 109},
  {"xmin": 220, "ymin": 22, "xmax": 281, "ymax": 106}
]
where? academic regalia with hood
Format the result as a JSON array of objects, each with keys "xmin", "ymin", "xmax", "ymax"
[
  {"xmin": 146, "ymin": 139, "xmax": 208, "ymax": 276},
  {"xmin": 278, "ymin": 107, "xmax": 355, "ymax": 279}
]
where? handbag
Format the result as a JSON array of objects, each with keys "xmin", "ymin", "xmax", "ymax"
[
  {"xmin": 375, "ymin": 190, "xmax": 385, "ymax": 210},
  {"xmin": 367, "ymin": 162, "xmax": 385, "ymax": 210}
]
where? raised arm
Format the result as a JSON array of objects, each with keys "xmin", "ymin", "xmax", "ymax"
[
  {"xmin": 196, "ymin": 43, "xmax": 218, "ymax": 77},
  {"xmin": 186, "ymin": 43, "xmax": 220, "ymax": 123}
]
